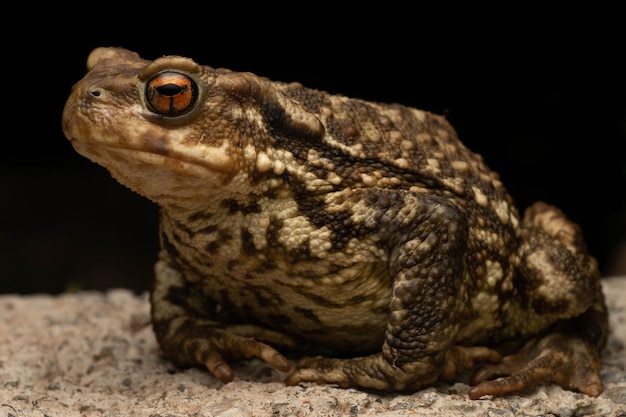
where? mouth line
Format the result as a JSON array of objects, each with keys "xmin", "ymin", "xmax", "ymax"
[{"xmin": 70, "ymin": 139, "xmax": 234, "ymax": 176}]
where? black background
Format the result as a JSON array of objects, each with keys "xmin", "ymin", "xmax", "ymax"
[{"xmin": 2, "ymin": 8, "xmax": 624, "ymax": 294}]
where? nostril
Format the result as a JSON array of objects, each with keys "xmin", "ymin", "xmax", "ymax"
[{"xmin": 90, "ymin": 88, "xmax": 102, "ymax": 97}]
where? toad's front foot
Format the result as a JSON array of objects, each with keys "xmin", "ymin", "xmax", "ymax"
[
  {"xmin": 285, "ymin": 354, "xmax": 419, "ymax": 392},
  {"xmin": 155, "ymin": 321, "xmax": 295, "ymax": 383}
]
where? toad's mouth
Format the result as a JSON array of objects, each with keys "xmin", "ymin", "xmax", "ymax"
[{"xmin": 70, "ymin": 138, "xmax": 235, "ymax": 178}]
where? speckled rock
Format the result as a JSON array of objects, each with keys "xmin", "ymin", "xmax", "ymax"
[{"xmin": 1, "ymin": 276, "xmax": 625, "ymax": 417}]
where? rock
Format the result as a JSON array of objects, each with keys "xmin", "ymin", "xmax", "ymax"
[{"xmin": 1, "ymin": 277, "xmax": 625, "ymax": 416}]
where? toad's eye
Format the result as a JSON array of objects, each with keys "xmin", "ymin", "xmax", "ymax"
[{"xmin": 145, "ymin": 71, "xmax": 198, "ymax": 116}]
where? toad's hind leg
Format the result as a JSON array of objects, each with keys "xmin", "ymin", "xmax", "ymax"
[
  {"xmin": 468, "ymin": 202, "xmax": 608, "ymax": 398},
  {"xmin": 468, "ymin": 296, "xmax": 607, "ymax": 399},
  {"xmin": 150, "ymin": 259, "xmax": 295, "ymax": 383}
]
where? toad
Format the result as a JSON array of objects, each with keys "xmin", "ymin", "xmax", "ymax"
[{"xmin": 62, "ymin": 47, "xmax": 608, "ymax": 399}]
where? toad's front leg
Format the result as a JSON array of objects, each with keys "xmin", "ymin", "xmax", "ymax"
[
  {"xmin": 287, "ymin": 201, "xmax": 497, "ymax": 391},
  {"xmin": 150, "ymin": 259, "xmax": 295, "ymax": 382}
]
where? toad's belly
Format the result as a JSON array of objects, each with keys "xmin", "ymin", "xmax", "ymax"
[{"xmin": 196, "ymin": 261, "xmax": 392, "ymax": 352}]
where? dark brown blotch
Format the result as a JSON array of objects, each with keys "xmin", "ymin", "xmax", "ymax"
[
  {"xmin": 240, "ymin": 229, "xmax": 256, "ymax": 254},
  {"xmin": 204, "ymin": 229, "xmax": 232, "ymax": 254},
  {"xmin": 253, "ymin": 288, "xmax": 279, "ymax": 308},
  {"xmin": 205, "ymin": 241, "xmax": 220, "ymax": 254},
  {"xmin": 187, "ymin": 210, "xmax": 213, "ymax": 223},
  {"xmin": 268, "ymin": 313, "xmax": 293, "ymax": 326},
  {"xmin": 196, "ymin": 224, "xmax": 218, "ymax": 234},
  {"xmin": 531, "ymin": 297, "xmax": 570, "ymax": 315},
  {"xmin": 222, "ymin": 198, "xmax": 261, "ymax": 214},
  {"xmin": 294, "ymin": 307, "xmax": 322, "ymax": 324}
]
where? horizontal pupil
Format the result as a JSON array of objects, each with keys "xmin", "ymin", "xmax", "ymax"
[{"xmin": 157, "ymin": 83, "xmax": 184, "ymax": 97}]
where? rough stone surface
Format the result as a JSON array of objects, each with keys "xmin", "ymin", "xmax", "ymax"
[{"xmin": 1, "ymin": 277, "xmax": 625, "ymax": 417}]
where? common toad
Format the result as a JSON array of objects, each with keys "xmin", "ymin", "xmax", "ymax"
[{"xmin": 62, "ymin": 47, "xmax": 608, "ymax": 398}]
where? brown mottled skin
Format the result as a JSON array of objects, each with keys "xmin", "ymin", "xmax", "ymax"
[{"xmin": 62, "ymin": 47, "xmax": 608, "ymax": 398}]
